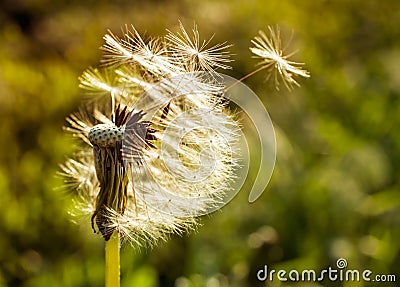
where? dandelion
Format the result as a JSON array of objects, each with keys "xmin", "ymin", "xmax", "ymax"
[
  {"xmin": 250, "ymin": 25, "xmax": 310, "ymax": 91},
  {"xmin": 60, "ymin": 23, "xmax": 240, "ymax": 287}
]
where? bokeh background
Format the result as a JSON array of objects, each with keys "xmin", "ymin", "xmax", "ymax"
[{"xmin": 1, "ymin": 0, "xmax": 400, "ymax": 286}]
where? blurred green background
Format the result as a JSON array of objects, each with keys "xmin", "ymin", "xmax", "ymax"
[{"xmin": 1, "ymin": 0, "xmax": 400, "ymax": 286}]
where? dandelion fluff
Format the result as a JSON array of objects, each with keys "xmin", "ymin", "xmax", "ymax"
[
  {"xmin": 61, "ymin": 24, "xmax": 241, "ymax": 246},
  {"xmin": 250, "ymin": 25, "xmax": 310, "ymax": 91}
]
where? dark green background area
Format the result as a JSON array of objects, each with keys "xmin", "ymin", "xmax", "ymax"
[{"xmin": 0, "ymin": 0, "xmax": 399, "ymax": 286}]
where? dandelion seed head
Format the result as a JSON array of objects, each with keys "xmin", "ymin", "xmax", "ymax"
[{"xmin": 61, "ymin": 23, "xmax": 241, "ymax": 246}]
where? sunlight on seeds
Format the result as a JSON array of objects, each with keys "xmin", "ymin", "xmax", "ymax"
[
  {"xmin": 60, "ymin": 22, "xmax": 308, "ymax": 247},
  {"xmin": 250, "ymin": 25, "xmax": 310, "ymax": 91},
  {"xmin": 61, "ymin": 23, "xmax": 240, "ymax": 246},
  {"xmin": 165, "ymin": 22, "xmax": 233, "ymax": 72}
]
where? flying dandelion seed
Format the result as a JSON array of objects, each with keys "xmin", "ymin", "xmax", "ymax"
[{"xmin": 250, "ymin": 25, "xmax": 310, "ymax": 91}]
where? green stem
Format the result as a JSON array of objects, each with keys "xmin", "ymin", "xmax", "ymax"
[{"xmin": 105, "ymin": 231, "xmax": 120, "ymax": 287}]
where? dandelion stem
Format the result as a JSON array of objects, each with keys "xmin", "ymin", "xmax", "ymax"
[
  {"xmin": 225, "ymin": 65, "xmax": 267, "ymax": 91},
  {"xmin": 105, "ymin": 231, "xmax": 120, "ymax": 287},
  {"xmin": 238, "ymin": 65, "xmax": 268, "ymax": 83}
]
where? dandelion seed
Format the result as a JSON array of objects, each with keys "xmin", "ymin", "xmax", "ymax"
[
  {"xmin": 59, "ymin": 155, "xmax": 97, "ymax": 195},
  {"xmin": 250, "ymin": 25, "xmax": 310, "ymax": 91},
  {"xmin": 165, "ymin": 22, "xmax": 233, "ymax": 73},
  {"xmin": 101, "ymin": 25, "xmax": 182, "ymax": 76}
]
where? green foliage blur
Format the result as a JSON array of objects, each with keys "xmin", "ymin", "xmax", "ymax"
[{"xmin": 1, "ymin": 0, "xmax": 400, "ymax": 286}]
